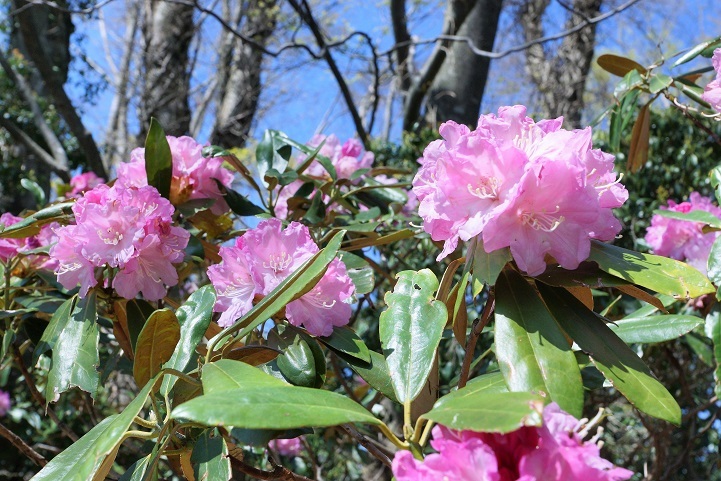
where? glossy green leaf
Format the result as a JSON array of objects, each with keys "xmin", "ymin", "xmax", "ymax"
[
  {"xmin": 34, "ymin": 375, "xmax": 158, "ymax": 480},
  {"xmin": 705, "ymin": 306, "xmax": 721, "ymax": 398},
  {"xmin": 471, "ymin": 238, "xmax": 510, "ymax": 293},
  {"xmin": 202, "ymin": 359, "xmax": 287, "ymax": 393},
  {"xmin": 495, "ymin": 271, "xmax": 584, "ymax": 417},
  {"xmin": 275, "ymin": 328, "xmax": 326, "ymax": 388},
  {"xmin": 649, "ymin": 73, "xmax": 674, "ymax": 94},
  {"xmin": 422, "ymin": 391, "xmax": 544, "ymax": 433},
  {"xmin": 589, "ymin": 241, "xmax": 714, "ymax": 299},
  {"xmin": 213, "ymin": 180, "xmax": 265, "ymax": 216},
  {"xmin": 538, "ymin": 284, "xmax": 681, "ymax": 425},
  {"xmin": 652, "ymin": 209, "xmax": 721, "ymax": 229},
  {"xmin": 379, "ymin": 269, "xmax": 447, "ymax": 403},
  {"xmin": 673, "ymin": 36, "xmax": 721, "ymax": 67},
  {"xmin": 21, "ymin": 178, "xmax": 45, "ymax": 206},
  {"xmin": 160, "ymin": 285, "xmax": 216, "ymax": 396},
  {"xmin": 144, "ymin": 118, "xmax": 172, "ymax": 199},
  {"xmin": 707, "ymin": 236, "xmax": 721, "ymax": 300},
  {"xmin": 608, "ymin": 315, "xmax": 703, "ymax": 344},
  {"xmin": 192, "ymin": 431, "xmax": 231, "ymax": 481},
  {"xmin": 438, "ymin": 371, "xmax": 507, "ymax": 406},
  {"xmin": 0, "ymin": 202, "xmax": 74, "ymax": 239},
  {"xmin": 535, "ymin": 262, "xmax": 629, "ymax": 289},
  {"xmin": 340, "ymin": 350, "xmax": 398, "ymax": 403},
  {"xmin": 118, "ymin": 454, "xmax": 152, "ymax": 481},
  {"xmin": 320, "ymin": 326, "xmax": 371, "ymax": 364},
  {"xmin": 685, "ymin": 333, "xmax": 714, "ymax": 366},
  {"xmin": 610, "ymin": 88, "xmax": 640, "ymax": 152},
  {"xmin": 256, "ymin": 130, "xmax": 292, "ymax": 186},
  {"xmin": 46, "ymin": 292, "xmax": 100, "ymax": 403},
  {"xmin": 172, "ymin": 386, "xmax": 382, "ymax": 429},
  {"xmin": 33, "ymin": 296, "xmax": 76, "ymax": 363},
  {"xmin": 133, "ymin": 309, "xmax": 180, "ymax": 388}
]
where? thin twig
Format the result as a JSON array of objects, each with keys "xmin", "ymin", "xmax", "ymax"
[
  {"xmin": 457, "ymin": 291, "xmax": 495, "ymax": 389},
  {"xmin": 0, "ymin": 421, "xmax": 47, "ymax": 467},
  {"xmin": 340, "ymin": 424, "xmax": 393, "ymax": 468}
]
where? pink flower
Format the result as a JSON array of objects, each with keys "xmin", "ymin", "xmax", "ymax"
[
  {"xmin": 645, "ymin": 192, "xmax": 721, "ymax": 275},
  {"xmin": 392, "ymin": 403, "xmax": 633, "ymax": 481},
  {"xmin": 702, "ymin": 49, "xmax": 721, "ymax": 113},
  {"xmin": 50, "ymin": 183, "xmax": 189, "ymax": 300},
  {"xmin": 0, "ymin": 390, "xmax": 10, "ymax": 416},
  {"xmin": 412, "ymin": 106, "xmax": 626, "ymax": 275},
  {"xmin": 304, "ymin": 134, "xmax": 374, "ymax": 181},
  {"xmin": 269, "ymin": 437, "xmax": 304, "ymax": 457},
  {"xmin": 117, "ymin": 136, "xmax": 235, "ymax": 214},
  {"xmin": 207, "ymin": 219, "xmax": 355, "ymax": 336},
  {"xmin": 69, "ymin": 172, "xmax": 105, "ymax": 197},
  {"xmin": 0, "ymin": 213, "xmax": 27, "ymax": 262}
]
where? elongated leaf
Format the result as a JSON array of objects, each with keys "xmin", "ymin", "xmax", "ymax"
[
  {"xmin": 422, "ymin": 391, "xmax": 544, "ymax": 433},
  {"xmin": 133, "ymin": 309, "xmax": 181, "ymax": 387},
  {"xmin": 539, "ymin": 284, "xmax": 681, "ymax": 425},
  {"xmin": 597, "ymin": 54, "xmax": 646, "ymax": 77},
  {"xmin": 652, "ymin": 209, "xmax": 721, "ymax": 229},
  {"xmin": 320, "ymin": 326, "xmax": 371, "ymax": 364},
  {"xmin": 144, "ymin": 119, "xmax": 172, "ymax": 199},
  {"xmin": 202, "ymin": 359, "xmax": 287, "ymax": 393},
  {"xmin": 0, "ymin": 202, "xmax": 74, "ymax": 239},
  {"xmin": 438, "ymin": 371, "xmax": 507, "ymax": 406},
  {"xmin": 589, "ymin": 241, "xmax": 714, "ymax": 299},
  {"xmin": 33, "ymin": 296, "xmax": 76, "ymax": 363},
  {"xmin": 495, "ymin": 271, "xmax": 583, "ymax": 417},
  {"xmin": 341, "ymin": 350, "xmax": 398, "ymax": 403},
  {"xmin": 471, "ymin": 238, "xmax": 511, "ymax": 293},
  {"xmin": 172, "ymin": 386, "xmax": 382, "ymax": 429},
  {"xmin": 649, "ymin": 74, "xmax": 673, "ymax": 94},
  {"xmin": 34, "ymin": 375, "xmax": 158, "ymax": 480},
  {"xmin": 214, "ymin": 181, "xmax": 265, "ymax": 216},
  {"xmin": 192, "ymin": 431, "xmax": 231, "ymax": 481},
  {"xmin": 707, "ymin": 236, "xmax": 721, "ymax": 295},
  {"xmin": 705, "ymin": 307, "xmax": 721, "ymax": 397},
  {"xmin": 673, "ymin": 36, "xmax": 721, "ymax": 67},
  {"xmin": 160, "ymin": 285, "xmax": 216, "ymax": 396},
  {"xmin": 125, "ymin": 299, "xmax": 156, "ymax": 353},
  {"xmin": 21, "ymin": 178, "xmax": 45, "ymax": 206},
  {"xmin": 46, "ymin": 292, "xmax": 100, "ymax": 403},
  {"xmin": 379, "ymin": 269, "xmax": 447, "ymax": 403},
  {"xmin": 609, "ymin": 315, "xmax": 703, "ymax": 344},
  {"xmin": 118, "ymin": 454, "xmax": 152, "ymax": 481},
  {"xmin": 627, "ymin": 103, "xmax": 650, "ymax": 173}
]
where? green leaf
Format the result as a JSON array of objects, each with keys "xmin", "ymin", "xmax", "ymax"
[
  {"xmin": 274, "ymin": 328, "xmax": 326, "ymax": 388},
  {"xmin": 439, "ymin": 371, "xmax": 507, "ymax": 406},
  {"xmin": 673, "ymin": 36, "xmax": 721, "ymax": 67},
  {"xmin": 471, "ymin": 238, "xmax": 511, "ymax": 294},
  {"xmin": 46, "ymin": 292, "xmax": 100, "ymax": 403},
  {"xmin": 33, "ymin": 375, "xmax": 158, "ymax": 480},
  {"xmin": 160, "ymin": 285, "xmax": 216, "ymax": 396},
  {"xmin": 320, "ymin": 326, "xmax": 371, "ymax": 364},
  {"xmin": 705, "ymin": 306, "xmax": 721, "ymax": 398},
  {"xmin": 172, "ymin": 386, "xmax": 382, "ymax": 429},
  {"xmin": 709, "ymin": 236, "xmax": 721, "ymax": 301},
  {"xmin": 588, "ymin": 241, "xmax": 714, "ymax": 299},
  {"xmin": 535, "ymin": 262, "xmax": 629, "ymax": 289},
  {"xmin": 685, "ymin": 333, "xmax": 714, "ymax": 366},
  {"xmin": 21, "ymin": 178, "xmax": 45, "ymax": 206},
  {"xmin": 133, "ymin": 309, "xmax": 181, "ymax": 388},
  {"xmin": 379, "ymin": 269, "xmax": 447, "ymax": 403},
  {"xmin": 608, "ymin": 315, "xmax": 703, "ymax": 344},
  {"xmin": 144, "ymin": 118, "xmax": 173, "ymax": 199},
  {"xmin": 538, "ymin": 284, "xmax": 681, "ymax": 425},
  {"xmin": 213, "ymin": 180, "xmax": 265, "ymax": 216},
  {"xmin": 256, "ymin": 130, "xmax": 292, "ymax": 187},
  {"xmin": 610, "ymin": 88, "xmax": 640, "ymax": 152},
  {"xmin": 33, "ymin": 296, "xmax": 76, "ymax": 363},
  {"xmin": 341, "ymin": 350, "xmax": 398, "ymax": 403},
  {"xmin": 495, "ymin": 271, "xmax": 584, "ymax": 417},
  {"xmin": 191, "ymin": 431, "xmax": 231, "ymax": 481},
  {"xmin": 202, "ymin": 359, "xmax": 287, "ymax": 393},
  {"xmin": 422, "ymin": 391, "xmax": 544, "ymax": 433},
  {"xmin": 118, "ymin": 454, "xmax": 152, "ymax": 481},
  {"xmin": 649, "ymin": 73, "xmax": 674, "ymax": 94},
  {"xmin": 125, "ymin": 299, "xmax": 156, "ymax": 353},
  {"xmin": 652, "ymin": 209, "xmax": 721, "ymax": 229},
  {"xmin": 0, "ymin": 202, "xmax": 74, "ymax": 239}
]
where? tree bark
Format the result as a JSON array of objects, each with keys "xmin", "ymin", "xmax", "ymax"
[
  {"xmin": 211, "ymin": 0, "xmax": 278, "ymax": 148},
  {"xmin": 425, "ymin": 0, "xmax": 503, "ymax": 127},
  {"xmin": 139, "ymin": 0, "xmax": 195, "ymax": 137},
  {"xmin": 519, "ymin": 0, "xmax": 603, "ymax": 128}
]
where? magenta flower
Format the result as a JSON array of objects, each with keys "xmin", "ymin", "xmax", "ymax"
[
  {"xmin": 412, "ymin": 105, "xmax": 627, "ymax": 275},
  {"xmin": 304, "ymin": 134, "xmax": 374, "ymax": 181},
  {"xmin": 269, "ymin": 437, "xmax": 304, "ymax": 457},
  {"xmin": 207, "ymin": 219, "xmax": 355, "ymax": 336},
  {"xmin": 702, "ymin": 49, "xmax": 721, "ymax": 113},
  {"xmin": 50, "ymin": 183, "xmax": 189, "ymax": 300},
  {"xmin": 0, "ymin": 213, "xmax": 27, "ymax": 262},
  {"xmin": 645, "ymin": 192, "xmax": 721, "ymax": 275},
  {"xmin": 392, "ymin": 403, "xmax": 633, "ymax": 481},
  {"xmin": 117, "ymin": 136, "xmax": 235, "ymax": 214},
  {"xmin": 0, "ymin": 390, "xmax": 10, "ymax": 416},
  {"xmin": 68, "ymin": 171, "xmax": 105, "ymax": 197}
]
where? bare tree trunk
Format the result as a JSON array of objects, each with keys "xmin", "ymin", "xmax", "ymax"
[
  {"xmin": 139, "ymin": 0, "xmax": 195, "ymax": 137},
  {"xmin": 519, "ymin": 0, "xmax": 603, "ymax": 128},
  {"xmin": 425, "ymin": 0, "xmax": 503, "ymax": 127},
  {"xmin": 211, "ymin": 0, "xmax": 278, "ymax": 148}
]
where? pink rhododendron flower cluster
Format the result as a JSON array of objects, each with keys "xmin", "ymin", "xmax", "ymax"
[
  {"xmin": 413, "ymin": 105, "xmax": 628, "ymax": 276},
  {"xmin": 117, "ymin": 136, "xmax": 235, "ymax": 214},
  {"xmin": 393, "ymin": 403, "xmax": 633, "ymax": 481},
  {"xmin": 0, "ymin": 214, "xmax": 58, "ymax": 270},
  {"xmin": 50, "ymin": 183, "xmax": 189, "ymax": 300},
  {"xmin": 0, "ymin": 390, "xmax": 10, "ymax": 416},
  {"xmin": 0, "ymin": 213, "xmax": 28, "ymax": 262},
  {"xmin": 269, "ymin": 437, "xmax": 304, "ymax": 457},
  {"xmin": 644, "ymin": 192, "xmax": 721, "ymax": 275},
  {"xmin": 304, "ymin": 134, "xmax": 374, "ymax": 181},
  {"xmin": 702, "ymin": 49, "xmax": 721, "ymax": 113},
  {"xmin": 68, "ymin": 171, "xmax": 105, "ymax": 197},
  {"xmin": 207, "ymin": 218, "xmax": 354, "ymax": 336}
]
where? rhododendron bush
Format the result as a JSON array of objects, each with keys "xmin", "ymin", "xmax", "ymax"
[{"xmin": 5, "ymin": 40, "xmax": 721, "ymax": 480}]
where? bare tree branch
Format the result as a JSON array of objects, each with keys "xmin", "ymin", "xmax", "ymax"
[
  {"xmin": 390, "ymin": 0, "xmax": 412, "ymax": 92},
  {"xmin": 0, "ymin": 421, "xmax": 47, "ymax": 467}
]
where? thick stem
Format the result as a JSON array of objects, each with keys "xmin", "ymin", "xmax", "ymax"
[{"xmin": 457, "ymin": 290, "xmax": 495, "ymax": 389}]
